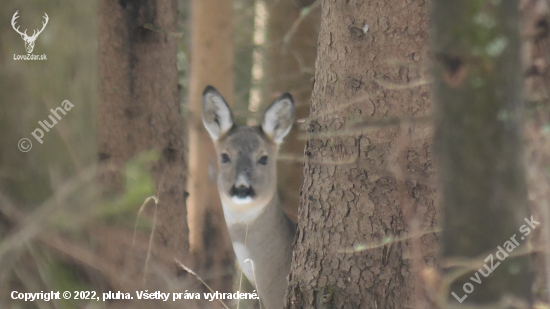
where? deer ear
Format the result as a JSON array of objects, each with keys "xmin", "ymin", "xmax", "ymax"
[
  {"xmin": 202, "ymin": 86, "xmax": 234, "ymax": 141},
  {"xmin": 262, "ymin": 93, "xmax": 294, "ymax": 144}
]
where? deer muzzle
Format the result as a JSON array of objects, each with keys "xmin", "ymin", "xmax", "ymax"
[{"xmin": 230, "ymin": 185, "xmax": 255, "ymax": 200}]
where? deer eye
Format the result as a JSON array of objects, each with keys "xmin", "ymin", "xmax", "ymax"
[
  {"xmin": 258, "ymin": 156, "xmax": 268, "ymax": 165},
  {"xmin": 221, "ymin": 153, "xmax": 230, "ymax": 163}
]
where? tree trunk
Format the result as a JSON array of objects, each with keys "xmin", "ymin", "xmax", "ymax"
[
  {"xmin": 286, "ymin": 1, "xmax": 435, "ymax": 308},
  {"xmin": 98, "ymin": 0, "xmax": 189, "ymax": 302},
  {"xmin": 234, "ymin": 0, "xmax": 256, "ymax": 120},
  {"xmin": 522, "ymin": 0, "xmax": 550, "ymax": 303},
  {"xmin": 187, "ymin": 0, "xmax": 235, "ymax": 295},
  {"xmin": 432, "ymin": 0, "xmax": 533, "ymax": 307},
  {"xmin": 263, "ymin": 0, "xmax": 320, "ymax": 222}
]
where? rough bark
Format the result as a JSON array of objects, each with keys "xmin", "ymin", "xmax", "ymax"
[
  {"xmin": 187, "ymin": 0, "xmax": 235, "ymax": 295},
  {"xmin": 263, "ymin": 0, "xmax": 320, "ymax": 222},
  {"xmin": 432, "ymin": 0, "xmax": 533, "ymax": 307},
  {"xmin": 286, "ymin": 1, "xmax": 435, "ymax": 308},
  {"xmin": 98, "ymin": 0, "xmax": 189, "ymax": 304}
]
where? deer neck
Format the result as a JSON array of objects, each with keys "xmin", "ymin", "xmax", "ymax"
[{"xmin": 222, "ymin": 194, "xmax": 295, "ymax": 309}]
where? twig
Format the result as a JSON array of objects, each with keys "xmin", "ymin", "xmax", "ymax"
[
  {"xmin": 439, "ymin": 243, "xmax": 547, "ymax": 302},
  {"xmin": 374, "ymin": 78, "xmax": 431, "ymax": 90},
  {"xmin": 338, "ymin": 228, "xmax": 441, "ymax": 253},
  {"xmin": 282, "ymin": 0, "xmax": 322, "ymax": 52},
  {"xmin": 298, "ymin": 115, "xmax": 432, "ymax": 139},
  {"xmin": 244, "ymin": 259, "xmax": 261, "ymax": 309},
  {"xmin": 0, "ymin": 167, "xmax": 98, "ymax": 262},
  {"xmin": 132, "ymin": 195, "xmax": 159, "ymax": 284},
  {"xmin": 175, "ymin": 258, "xmax": 230, "ymax": 309},
  {"xmin": 143, "ymin": 23, "xmax": 183, "ymax": 39},
  {"xmin": 299, "ymin": 90, "xmax": 381, "ymax": 130},
  {"xmin": 237, "ymin": 223, "xmax": 252, "ymax": 309}
]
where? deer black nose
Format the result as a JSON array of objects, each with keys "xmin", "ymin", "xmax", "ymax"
[{"xmin": 230, "ymin": 185, "xmax": 255, "ymax": 199}]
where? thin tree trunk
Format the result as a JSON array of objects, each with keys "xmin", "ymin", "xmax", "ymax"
[
  {"xmin": 432, "ymin": 0, "xmax": 533, "ymax": 307},
  {"xmin": 286, "ymin": 1, "xmax": 435, "ymax": 308},
  {"xmin": 187, "ymin": 0, "xmax": 235, "ymax": 295},
  {"xmin": 234, "ymin": 0, "xmax": 256, "ymax": 121},
  {"xmin": 98, "ymin": 0, "xmax": 189, "ymax": 303},
  {"xmin": 522, "ymin": 0, "xmax": 550, "ymax": 302},
  {"xmin": 263, "ymin": 0, "xmax": 320, "ymax": 221}
]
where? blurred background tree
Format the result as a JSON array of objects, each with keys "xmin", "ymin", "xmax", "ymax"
[
  {"xmin": 433, "ymin": 0, "xmax": 532, "ymax": 306},
  {"xmin": 97, "ymin": 0, "xmax": 189, "ymax": 308},
  {"xmin": 1, "ymin": 0, "xmax": 549, "ymax": 308},
  {"xmin": 186, "ymin": 0, "xmax": 236, "ymax": 299},
  {"xmin": 262, "ymin": 0, "xmax": 320, "ymax": 221}
]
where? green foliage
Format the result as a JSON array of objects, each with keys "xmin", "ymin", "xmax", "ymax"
[
  {"xmin": 452, "ymin": 0, "xmax": 510, "ymax": 66},
  {"xmin": 97, "ymin": 150, "xmax": 160, "ymax": 219},
  {"xmin": 48, "ymin": 261, "xmax": 93, "ymax": 309}
]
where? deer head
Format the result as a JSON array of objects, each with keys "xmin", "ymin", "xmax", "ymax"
[
  {"xmin": 202, "ymin": 86, "xmax": 294, "ymax": 209},
  {"xmin": 12, "ymin": 11, "xmax": 49, "ymax": 54}
]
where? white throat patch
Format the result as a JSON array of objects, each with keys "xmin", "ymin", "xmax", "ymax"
[
  {"xmin": 231, "ymin": 196, "xmax": 253, "ymax": 205},
  {"xmin": 221, "ymin": 199, "xmax": 267, "ymax": 225}
]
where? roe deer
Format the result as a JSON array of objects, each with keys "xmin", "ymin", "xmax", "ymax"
[{"xmin": 202, "ymin": 86, "xmax": 296, "ymax": 309}]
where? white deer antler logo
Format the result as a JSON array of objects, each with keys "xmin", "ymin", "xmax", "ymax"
[{"xmin": 11, "ymin": 11, "xmax": 49, "ymax": 54}]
